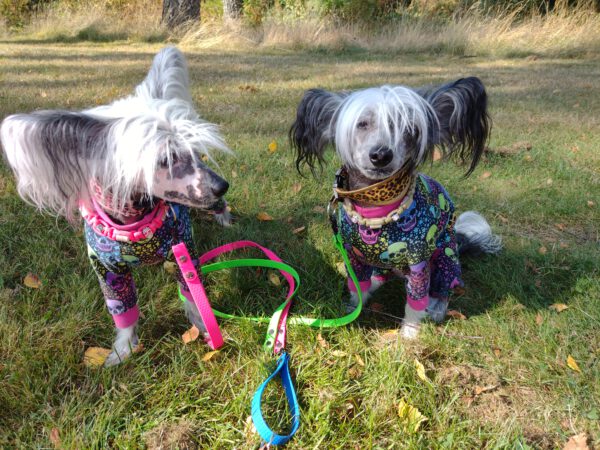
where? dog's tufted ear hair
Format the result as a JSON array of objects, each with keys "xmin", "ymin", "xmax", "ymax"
[
  {"xmin": 0, "ymin": 111, "xmax": 109, "ymax": 220},
  {"xmin": 135, "ymin": 46, "xmax": 193, "ymax": 103},
  {"xmin": 290, "ymin": 89, "xmax": 346, "ymax": 175},
  {"xmin": 422, "ymin": 77, "xmax": 490, "ymax": 176}
]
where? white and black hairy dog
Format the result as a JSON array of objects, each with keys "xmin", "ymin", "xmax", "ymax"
[
  {"xmin": 290, "ymin": 77, "xmax": 501, "ymax": 338},
  {"xmin": 1, "ymin": 47, "xmax": 232, "ymax": 365}
]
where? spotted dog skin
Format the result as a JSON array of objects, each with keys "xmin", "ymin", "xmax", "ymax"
[{"xmin": 339, "ymin": 174, "xmax": 463, "ymax": 308}]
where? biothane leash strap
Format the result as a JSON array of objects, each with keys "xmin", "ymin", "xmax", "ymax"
[{"xmin": 173, "ymin": 236, "xmax": 362, "ymax": 446}]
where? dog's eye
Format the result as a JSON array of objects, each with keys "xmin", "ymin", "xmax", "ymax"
[
  {"xmin": 159, "ymin": 154, "xmax": 179, "ymax": 168},
  {"xmin": 357, "ymin": 121, "xmax": 369, "ymax": 130}
]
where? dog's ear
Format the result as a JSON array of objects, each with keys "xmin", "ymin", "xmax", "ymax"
[
  {"xmin": 290, "ymin": 89, "xmax": 345, "ymax": 175},
  {"xmin": 0, "ymin": 111, "xmax": 108, "ymax": 219},
  {"xmin": 424, "ymin": 77, "xmax": 490, "ymax": 175},
  {"xmin": 135, "ymin": 46, "xmax": 192, "ymax": 103}
]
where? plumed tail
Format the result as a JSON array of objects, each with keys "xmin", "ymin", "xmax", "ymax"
[{"xmin": 455, "ymin": 211, "xmax": 502, "ymax": 255}]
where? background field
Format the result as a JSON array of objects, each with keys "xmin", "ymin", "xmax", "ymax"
[{"xmin": 0, "ymin": 36, "xmax": 599, "ymax": 448}]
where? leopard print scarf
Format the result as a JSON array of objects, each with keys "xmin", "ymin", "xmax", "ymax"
[{"xmin": 334, "ymin": 166, "xmax": 415, "ymax": 205}]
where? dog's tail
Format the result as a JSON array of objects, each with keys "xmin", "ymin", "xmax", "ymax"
[{"xmin": 455, "ymin": 211, "xmax": 502, "ymax": 255}]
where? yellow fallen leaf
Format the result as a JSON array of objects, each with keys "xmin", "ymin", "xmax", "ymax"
[
  {"xmin": 83, "ymin": 347, "xmax": 112, "ymax": 367},
  {"xmin": 447, "ymin": 310, "xmax": 467, "ymax": 320},
  {"xmin": 268, "ymin": 140, "xmax": 278, "ymax": 153},
  {"xmin": 202, "ymin": 350, "xmax": 220, "ymax": 362},
  {"xmin": 479, "ymin": 171, "xmax": 492, "ymax": 180},
  {"xmin": 566, "ymin": 355, "xmax": 582, "ymax": 373},
  {"xmin": 397, "ymin": 398, "xmax": 428, "ymax": 433},
  {"xmin": 257, "ymin": 212, "xmax": 274, "ymax": 221},
  {"xmin": 182, "ymin": 325, "xmax": 200, "ymax": 344},
  {"xmin": 292, "ymin": 182, "xmax": 302, "ymax": 194},
  {"xmin": 268, "ymin": 271, "xmax": 281, "ymax": 286},
  {"xmin": 414, "ymin": 359, "xmax": 430, "ymax": 383},
  {"xmin": 538, "ymin": 246, "xmax": 548, "ymax": 255},
  {"xmin": 563, "ymin": 432, "xmax": 590, "ymax": 450},
  {"xmin": 231, "ymin": 170, "xmax": 238, "ymax": 178},
  {"xmin": 163, "ymin": 261, "xmax": 177, "ymax": 274},
  {"xmin": 549, "ymin": 303, "xmax": 569, "ymax": 313},
  {"xmin": 201, "ymin": 154, "xmax": 209, "ymax": 162},
  {"xmin": 331, "ymin": 350, "xmax": 348, "ymax": 357},
  {"xmin": 335, "ymin": 261, "xmax": 347, "ymax": 276},
  {"xmin": 587, "ymin": 200, "xmax": 595, "ymax": 208},
  {"xmin": 354, "ymin": 354, "xmax": 365, "ymax": 367},
  {"xmin": 24, "ymin": 273, "xmax": 42, "ymax": 289},
  {"xmin": 292, "ymin": 226, "xmax": 306, "ymax": 235}
]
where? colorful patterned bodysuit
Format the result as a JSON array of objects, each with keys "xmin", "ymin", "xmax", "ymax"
[
  {"xmin": 338, "ymin": 174, "xmax": 463, "ymax": 311},
  {"xmin": 83, "ymin": 200, "xmax": 223, "ymax": 328}
]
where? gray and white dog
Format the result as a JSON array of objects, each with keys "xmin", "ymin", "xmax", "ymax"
[
  {"xmin": 1, "ymin": 47, "xmax": 231, "ymax": 365},
  {"xmin": 291, "ymin": 77, "xmax": 501, "ymax": 338}
]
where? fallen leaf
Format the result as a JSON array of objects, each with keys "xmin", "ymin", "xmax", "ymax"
[
  {"xmin": 397, "ymin": 398, "xmax": 428, "ymax": 433},
  {"xmin": 83, "ymin": 347, "xmax": 112, "ymax": 367},
  {"xmin": 244, "ymin": 415, "xmax": 258, "ymax": 441},
  {"xmin": 560, "ymin": 242, "xmax": 569, "ymax": 249},
  {"xmin": 317, "ymin": 333, "xmax": 329, "ymax": 348},
  {"xmin": 447, "ymin": 310, "xmax": 467, "ymax": 320},
  {"xmin": 335, "ymin": 261, "xmax": 346, "ymax": 276},
  {"xmin": 202, "ymin": 350, "xmax": 220, "ymax": 362},
  {"xmin": 538, "ymin": 246, "xmax": 548, "ymax": 255},
  {"xmin": 231, "ymin": 170, "xmax": 238, "ymax": 178},
  {"xmin": 49, "ymin": 428, "xmax": 60, "ymax": 448},
  {"xmin": 381, "ymin": 329, "xmax": 399, "ymax": 341},
  {"xmin": 432, "ymin": 149, "xmax": 442, "ymax": 161},
  {"xmin": 587, "ymin": 200, "xmax": 595, "ymax": 208},
  {"xmin": 566, "ymin": 355, "xmax": 582, "ymax": 373},
  {"xmin": 493, "ymin": 347, "xmax": 501, "ymax": 357},
  {"xmin": 257, "ymin": 212, "xmax": 274, "ymax": 221},
  {"xmin": 498, "ymin": 214, "xmax": 509, "ymax": 224},
  {"xmin": 549, "ymin": 303, "xmax": 569, "ymax": 313},
  {"xmin": 268, "ymin": 271, "xmax": 281, "ymax": 286},
  {"xmin": 163, "ymin": 261, "xmax": 177, "ymax": 274},
  {"xmin": 563, "ymin": 432, "xmax": 590, "ymax": 450},
  {"xmin": 546, "ymin": 178, "xmax": 553, "ymax": 186},
  {"xmin": 331, "ymin": 350, "xmax": 348, "ymax": 357},
  {"xmin": 201, "ymin": 154, "xmax": 209, "ymax": 162},
  {"xmin": 23, "ymin": 273, "xmax": 42, "ymax": 289},
  {"xmin": 414, "ymin": 359, "xmax": 430, "ymax": 383},
  {"xmin": 312, "ymin": 205, "xmax": 325, "ymax": 213},
  {"xmin": 535, "ymin": 313, "xmax": 543, "ymax": 325},
  {"xmin": 292, "ymin": 226, "xmax": 306, "ymax": 235},
  {"xmin": 571, "ymin": 145, "xmax": 579, "ymax": 153},
  {"xmin": 354, "ymin": 354, "xmax": 365, "ymax": 366},
  {"xmin": 238, "ymin": 84, "xmax": 258, "ymax": 93},
  {"xmin": 41, "ymin": 91, "xmax": 48, "ymax": 98},
  {"xmin": 268, "ymin": 140, "xmax": 278, "ymax": 153},
  {"xmin": 555, "ymin": 223, "xmax": 566, "ymax": 231},
  {"xmin": 292, "ymin": 182, "xmax": 302, "ymax": 194},
  {"xmin": 479, "ymin": 171, "xmax": 492, "ymax": 180},
  {"xmin": 474, "ymin": 385, "xmax": 498, "ymax": 396},
  {"xmin": 524, "ymin": 154, "xmax": 533, "ymax": 162},
  {"xmin": 453, "ymin": 285, "xmax": 466, "ymax": 296},
  {"xmin": 182, "ymin": 325, "xmax": 200, "ymax": 344}
]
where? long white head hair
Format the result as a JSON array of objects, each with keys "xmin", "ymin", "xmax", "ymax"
[
  {"xmin": 291, "ymin": 77, "xmax": 490, "ymax": 179},
  {"xmin": 0, "ymin": 47, "xmax": 230, "ymax": 220}
]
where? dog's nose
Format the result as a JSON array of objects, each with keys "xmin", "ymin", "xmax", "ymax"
[
  {"xmin": 211, "ymin": 178, "xmax": 229, "ymax": 197},
  {"xmin": 369, "ymin": 146, "xmax": 393, "ymax": 167}
]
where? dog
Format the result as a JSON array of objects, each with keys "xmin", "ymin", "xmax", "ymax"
[
  {"xmin": 290, "ymin": 77, "xmax": 501, "ymax": 338},
  {"xmin": 0, "ymin": 47, "xmax": 232, "ymax": 366}
]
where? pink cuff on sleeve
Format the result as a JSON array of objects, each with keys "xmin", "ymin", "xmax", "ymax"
[
  {"xmin": 112, "ymin": 305, "xmax": 140, "ymax": 329},
  {"xmin": 348, "ymin": 279, "xmax": 372, "ymax": 293}
]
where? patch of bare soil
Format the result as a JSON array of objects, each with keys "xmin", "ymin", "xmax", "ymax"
[{"xmin": 145, "ymin": 420, "xmax": 198, "ymax": 450}]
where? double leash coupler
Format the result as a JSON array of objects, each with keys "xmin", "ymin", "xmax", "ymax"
[{"xmin": 173, "ymin": 234, "xmax": 363, "ymax": 446}]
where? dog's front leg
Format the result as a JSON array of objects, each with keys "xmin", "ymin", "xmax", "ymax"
[
  {"xmin": 402, "ymin": 261, "xmax": 430, "ymax": 339},
  {"xmin": 344, "ymin": 253, "xmax": 375, "ymax": 313},
  {"xmin": 105, "ymin": 322, "xmax": 139, "ymax": 367}
]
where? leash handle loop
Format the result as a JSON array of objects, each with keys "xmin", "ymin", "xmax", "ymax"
[
  {"xmin": 251, "ymin": 352, "xmax": 300, "ymax": 446},
  {"xmin": 172, "ymin": 242, "xmax": 224, "ymax": 350}
]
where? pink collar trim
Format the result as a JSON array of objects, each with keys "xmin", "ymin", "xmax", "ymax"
[
  {"xmin": 352, "ymin": 197, "xmax": 404, "ymax": 218},
  {"xmin": 80, "ymin": 200, "xmax": 169, "ymax": 243}
]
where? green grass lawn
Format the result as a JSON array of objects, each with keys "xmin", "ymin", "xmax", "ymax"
[{"xmin": 0, "ymin": 41, "xmax": 599, "ymax": 449}]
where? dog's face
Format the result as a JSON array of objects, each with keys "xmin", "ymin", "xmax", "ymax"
[
  {"xmin": 290, "ymin": 78, "xmax": 490, "ymax": 182},
  {"xmin": 0, "ymin": 47, "xmax": 230, "ymax": 218},
  {"xmin": 332, "ymin": 87, "xmax": 434, "ymax": 180},
  {"xmin": 152, "ymin": 152, "xmax": 229, "ymax": 208}
]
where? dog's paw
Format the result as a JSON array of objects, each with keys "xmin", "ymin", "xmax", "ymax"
[
  {"xmin": 344, "ymin": 290, "xmax": 370, "ymax": 313},
  {"xmin": 215, "ymin": 209, "xmax": 232, "ymax": 227},
  {"xmin": 427, "ymin": 297, "xmax": 449, "ymax": 323},
  {"xmin": 104, "ymin": 325, "xmax": 138, "ymax": 367},
  {"xmin": 401, "ymin": 323, "xmax": 421, "ymax": 340}
]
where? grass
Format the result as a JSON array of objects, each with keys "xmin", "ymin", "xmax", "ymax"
[{"xmin": 0, "ymin": 40, "xmax": 599, "ymax": 449}]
